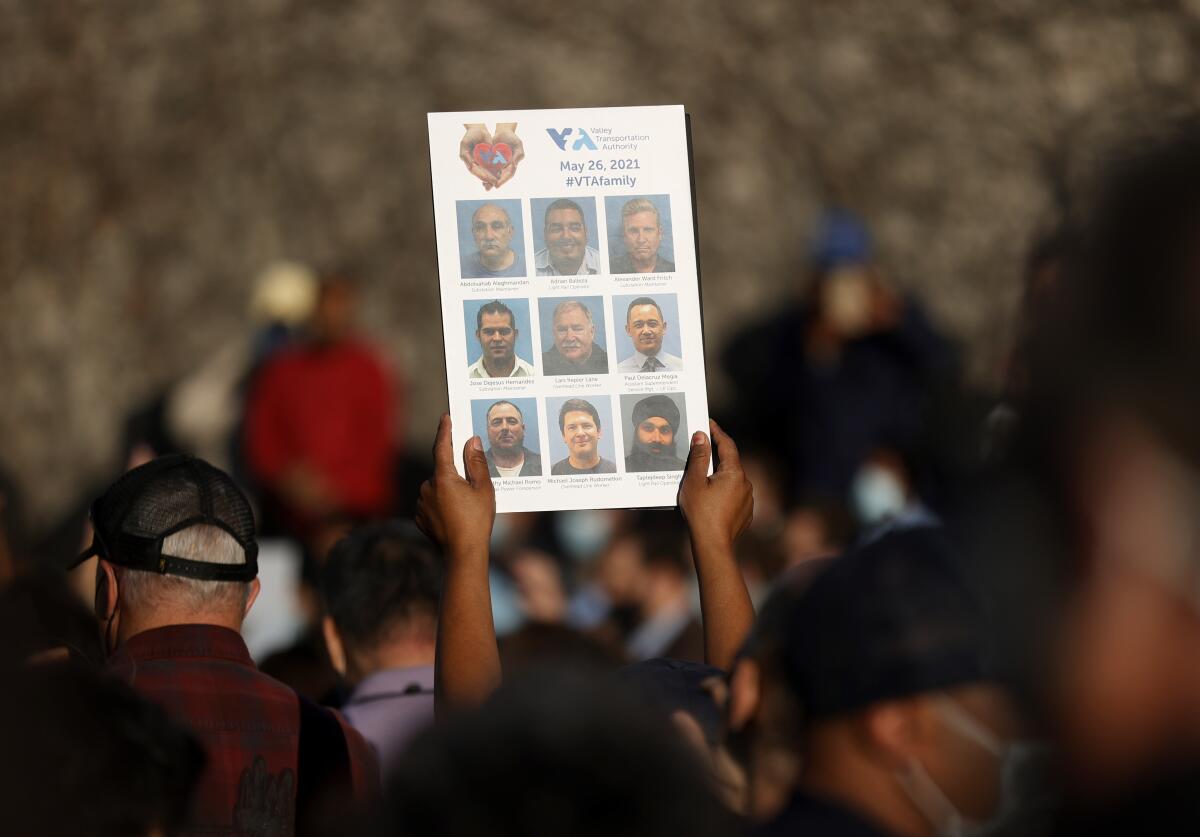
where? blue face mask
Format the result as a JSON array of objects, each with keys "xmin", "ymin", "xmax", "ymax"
[{"xmin": 555, "ymin": 510, "xmax": 615, "ymax": 562}]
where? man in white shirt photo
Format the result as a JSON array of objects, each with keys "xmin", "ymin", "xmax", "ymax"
[
  {"xmin": 616, "ymin": 296, "xmax": 683, "ymax": 373},
  {"xmin": 468, "ymin": 300, "xmax": 535, "ymax": 379}
]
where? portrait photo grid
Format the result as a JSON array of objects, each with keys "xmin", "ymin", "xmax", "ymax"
[{"xmin": 428, "ymin": 106, "xmax": 711, "ymax": 512}]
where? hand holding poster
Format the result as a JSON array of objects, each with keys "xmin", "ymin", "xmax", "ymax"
[{"xmin": 427, "ymin": 106, "xmax": 710, "ymax": 512}]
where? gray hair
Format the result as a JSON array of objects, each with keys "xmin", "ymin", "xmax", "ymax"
[
  {"xmin": 552, "ymin": 299, "xmax": 593, "ymax": 325},
  {"xmin": 117, "ymin": 524, "xmax": 251, "ymax": 616}
]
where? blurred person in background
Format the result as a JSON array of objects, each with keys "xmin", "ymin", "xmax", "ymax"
[
  {"xmin": 244, "ymin": 271, "xmax": 399, "ymax": 544},
  {"xmin": 375, "ymin": 668, "xmax": 738, "ymax": 837},
  {"xmin": 73, "ymin": 454, "xmax": 377, "ymax": 834},
  {"xmin": 0, "ymin": 568, "xmax": 103, "ymax": 668},
  {"xmin": 0, "ymin": 665, "xmax": 204, "ymax": 837},
  {"xmin": 721, "ymin": 209, "xmax": 955, "ymax": 509},
  {"xmin": 757, "ymin": 525, "xmax": 1018, "ymax": 836},
  {"xmin": 585, "ymin": 516, "xmax": 702, "ymax": 662},
  {"xmin": 320, "ymin": 521, "xmax": 440, "ymax": 775},
  {"xmin": 170, "ymin": 260, "xmax": 319, "ymax": 475},
  {"xmin": 975, "ymin": 121, "xmax": 1200, "ymax": 835}
]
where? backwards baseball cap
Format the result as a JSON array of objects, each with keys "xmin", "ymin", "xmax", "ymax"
[
  {"xmin": 70, "ymin": 454, "xmax": 258, "ymax": 582},
  {"xmin": 782, "ymin": 523, "xmax": 990, "ymax": 720},
  {"xmin": 632, "ymin": 394, "xmax": 680, "ymax": 433}
]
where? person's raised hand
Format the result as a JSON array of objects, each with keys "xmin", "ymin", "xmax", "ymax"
[
  {"xmin": 678, "ymin": 420, "xmax": 753, "ymax": 550},
  {"xmin": 459, "ymin": 123, "xmax": 499, "ymax": 191},
  {"xmin": 416, "ymin": 414, "xmax": 496, "ymax": 559},
  {"xmin": 491, "ymin": 122, "xmax": 525, "ymax": 188}
]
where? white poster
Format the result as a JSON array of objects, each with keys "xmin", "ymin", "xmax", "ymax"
[{"xmin": 427, "ymin": 105, "xmax": 710, "ymax": 512}]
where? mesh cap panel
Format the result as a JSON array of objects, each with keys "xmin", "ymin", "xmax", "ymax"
[
  {"xmin": 73, "ymin": 454, "xmax": 258, "ymax": 582},
  {"xmin": 782, "ymin": 523, "xmax": 989, "ymax": 720}
]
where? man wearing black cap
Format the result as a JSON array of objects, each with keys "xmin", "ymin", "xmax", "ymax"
[
  {"xmin": 625, "ymin": 394, "xmax": 687, "ymax": 472},
  {"xmin": 73, "ymin": 454, "xmax": 377, "ymax": 834},
  {"xmin": 756, "ymin": 525, "xmax": 1015, "ymax": 836}
]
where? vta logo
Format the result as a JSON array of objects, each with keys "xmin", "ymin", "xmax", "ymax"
[{"xmin": 546, "ymin": 127, "xmax": 599, "ymax": 151}]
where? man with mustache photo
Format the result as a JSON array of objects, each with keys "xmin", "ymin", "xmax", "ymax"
[
  {"xmin": 534, "ymin": 198, "xmax": 602, "ymax": 276},
  {"xmin": 482, "ymin": 400, "xmax": 542, "ymax": 478},
  {"xmin": 624, "ymin": 394, "xmax": 687, "ymax": 473},
  {"xmin": 461, "ymin": 202, "xmax": 526, "ymax": 279},
  {"xmin": 541, "ymin": 299, "xmax": 610, "ymax": 376}
]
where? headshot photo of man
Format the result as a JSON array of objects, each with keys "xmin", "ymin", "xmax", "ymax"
[
  {"xmin": 539, "ymin": 297, "xmax": 610, "ymax": 376},
  {"xmin": 456, "ymin": 199, "xmax": 527, "ymax": 279},
  {"xmin": 472, "ymin": 398, "xmax": 542, "ymax": 478},
  {"xmin": 606, "ymin": 195, "xmax": 674, "ymax": 274},
  {"xmin": 533, "ymin": 197, "xmax": 602, "ymax": 276},
  {"xmin": 465, "ymin": 299, "xmax": 535, "ymax": 379},
  {"xmin": 615, "ymin": 294, "xmax": 683, "ymax": 373},
  {"xmin": 621, "ymin": 393, "xmax": 687, "ymax": 472},
  {"xmin": 549, "ymin": 397, "xmax": 617, "ymax": 475}
]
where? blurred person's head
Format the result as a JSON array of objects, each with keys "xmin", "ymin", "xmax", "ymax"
[
  {"xmin": 601, "ymin": 515, "xmax": 691, "ymax": 621},
  {"xmin": 0, "ymin": 664, "xmax": 204, "ymax": 837},
  {"xmin": 726, "ymin": 560, "xmax": 832, "ymax": 821},
  {"xmin": 0, "ymin": 569, "xmax": 103, "ymax": 669},
  {"xmin": 543, "ymin": 199, "xmax": 589, "ymax": 275},
  {"xmin": 780, "ymin": 526, "xmax": 1015, "ymax": 835},
  {"xmin": 806, "ymin": 209, "xmax": 880, "ymax": 339},
  {"xmin": 1010, "ymin": 122, "xmax": 1200, "ymax": 797},
  {"xmin": 500, "ymin": 622, "xmax": 621, "ymax": 674},
  {"xmin": 472, "ymin": 204, "xmax": 516, "ymax": 270},
  {"xmin": 320, "ymin": 521, "xmax": 441, "ymax": 685},
  {"xmin": 311, "ymin": 274, "xmax": 358, "ymax": 343},
  {"xmin": 249, "ymin": 260, "xmax": 318, "ymax": 327},
  {"xmin": 377, "ymin": 667, "xmax": 737, "ymax": 837},
  {"xmin": 781, "ymin": 497, "xmax": 853, "ymax": 569},
  {"xmin": 552, "ymin": 300, "xmax": 597, "ymax": 363},
  {"xmin": 71, "ymin": 455, "xmax": 260, "ymax": 656}
]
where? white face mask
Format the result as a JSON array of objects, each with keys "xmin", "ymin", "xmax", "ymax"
[
  {"xmin": 851, "ymin": 464, "xmax": 907, "ymax": 525},
  {"xmin": 895, "ymin": 694, "xmax": 1006, "ymax": 837}
]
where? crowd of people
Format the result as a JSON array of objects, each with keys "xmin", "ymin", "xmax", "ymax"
[{"xmin": 6, "ymin": 121, "xmax": 1200, "ymax": 836}]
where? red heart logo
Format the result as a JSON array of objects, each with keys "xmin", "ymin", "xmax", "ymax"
[{"xmin": 472, "ymin": 142, "xmax": 513, "ymax": 177}]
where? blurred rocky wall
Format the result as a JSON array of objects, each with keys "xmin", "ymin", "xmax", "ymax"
[{"xmin": 3, "ymin": 0, "xmax": 1200, "ymax": 531}]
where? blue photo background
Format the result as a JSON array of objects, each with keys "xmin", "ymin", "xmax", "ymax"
[
  {"xmin": 545, "ymin": 394, "xmax": 617, "ymax": 467},
  {"xmin": 612, "ymin": 292, "xmax": 683, "ymax": 362},
  {"xmin": 455, "ymin": 199, "xmax": 526, "ymax": 278},
  {"xmin": 471, "ymin": 396, "xmax": 541, "ymax": 460},
  {"xmin": 604, "ymin": 194, "xmax": 674, "ymax": 266},
  {"xmin": 537, "ymin": 295, "xmax": 608, "ymax": 357},
  {"xmin": 530, "ymin": 196, "xmax": 600, "ymax": 253},
  {"xmin": 462, "ymin": 297, "xmax": 534, "ymax": 368}
]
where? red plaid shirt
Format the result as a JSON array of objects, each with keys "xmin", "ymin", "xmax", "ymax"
[{"xmin": 108, "ymin": 624, "xmax": 378, "ymax": 835}]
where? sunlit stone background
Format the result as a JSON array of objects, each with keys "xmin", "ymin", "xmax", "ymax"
[{"xmin": 3, "ymin": 0, "xmax": 1199, "ymax": 531}]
